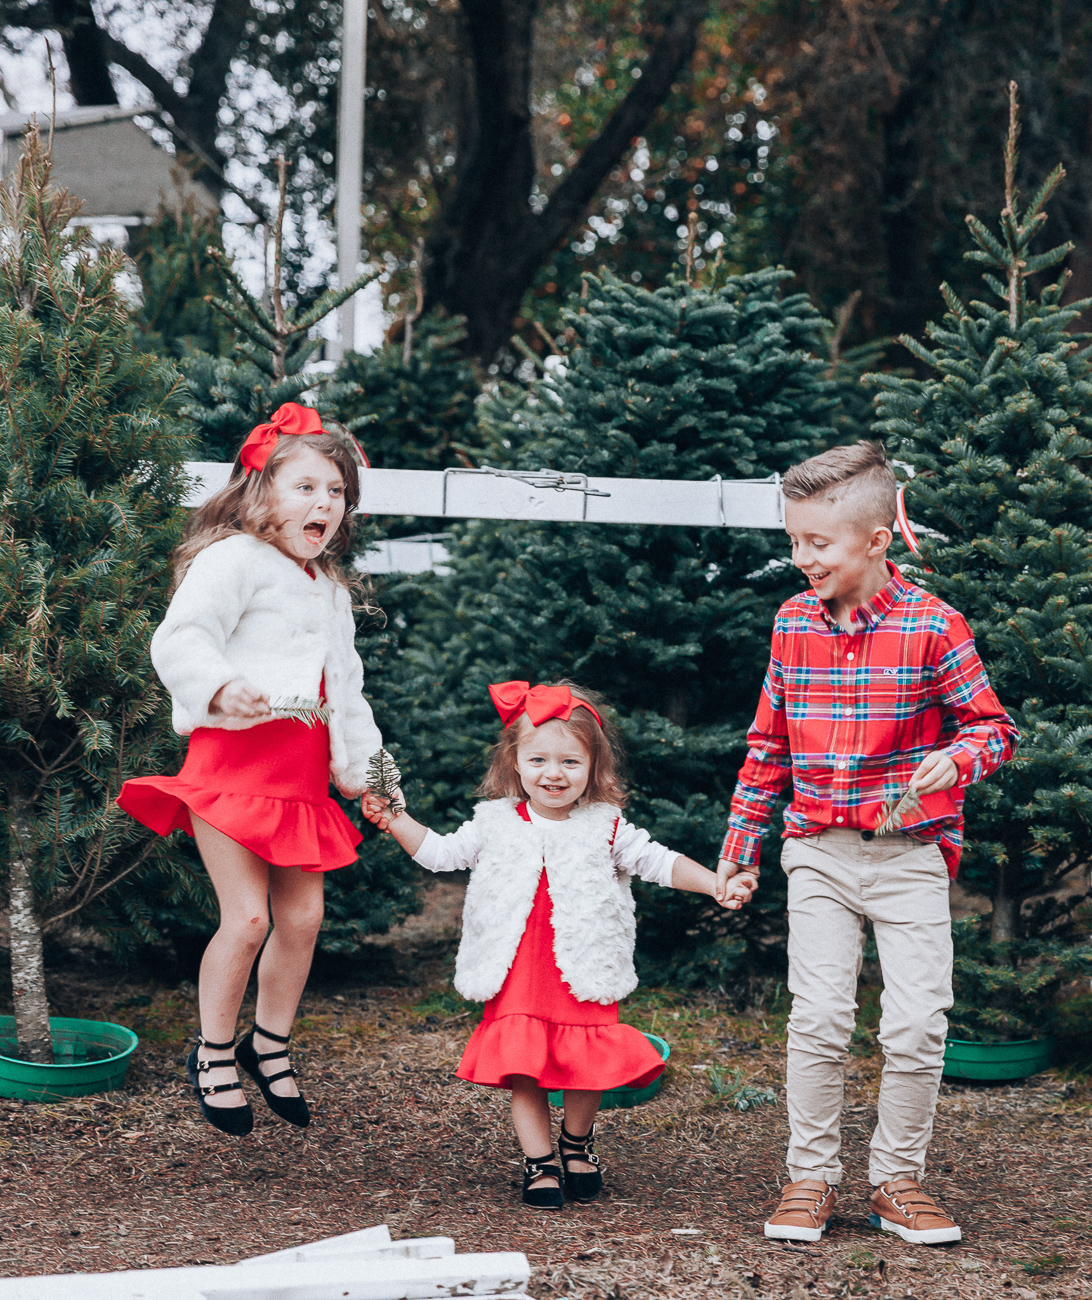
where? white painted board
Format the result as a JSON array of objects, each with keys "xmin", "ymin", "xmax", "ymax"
[
  {"xmin": 180, "ymin": 464, "xmax": 784, "ymax": 530},
  {"xmin": 355, "ymin": 539, "xmax": 451, "ymax": 575},
  {"xmin": 0, "ymin": 1251, "xmax": 532, "ymax": 1300}
]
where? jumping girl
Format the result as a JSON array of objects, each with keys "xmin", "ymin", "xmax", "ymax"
[
  {"xmin": 363, "ymin": 680, "xmax": 757, "ymax": 1209},
  {"xmin": 118, "ymin": 402, "xmax": 382, "ymax": 1136}
]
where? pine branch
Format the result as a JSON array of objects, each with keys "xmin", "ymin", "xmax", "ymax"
[
  {"xmin": 270, "ymin": 697, "xmax": 331, "ymax": 727},
  {"xmin": 874, "ymin": 786, "xmax": 922, "ymax": 836},
  {"xmin": 365, "ymin": 748, "xmax": 404, "ymax": 815}
]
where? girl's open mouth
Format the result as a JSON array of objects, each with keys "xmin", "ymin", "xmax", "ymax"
[{"xmin": 303, "ymin": 521, "xmax": 328, "ymax": 544}]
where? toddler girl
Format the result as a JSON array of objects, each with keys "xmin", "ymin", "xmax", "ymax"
[
  {"xmin": 118, "ymin": 402, "xmax": 383, "ymax": 1136},
  {"xmin": 364, "ymin": 679, "xmax": 756, "ymax": 1209}
]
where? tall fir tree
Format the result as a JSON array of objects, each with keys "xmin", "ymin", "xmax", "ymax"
[
  {"xmin": 333, "ymin": 312, "xmax": 482, "ymax": 473},
  {"xmin": 0, "ymin": 131, "xmax": 196, "ymax": 1059},
  {"xmin": 371, "ymin": 266, "xmax": 838, "ymax": 982},
  {"xmin": 871, "ymin": 84, "xmax": 1092, "ymax": 944},
  {"xmin": 129, "ymin": 203, "xmax": 236, "ymax": 360}
]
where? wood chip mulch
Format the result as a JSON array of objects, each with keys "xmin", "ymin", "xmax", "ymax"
[{"xmin": 1, "ymin": 922, "xmax": 1090, "ymax": 1300}]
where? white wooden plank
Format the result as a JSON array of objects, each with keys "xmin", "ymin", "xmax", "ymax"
[
  {"xmin": 181, "ymin": 463, "xmax": 786, "ymax": 530},
  {"xmin": 238, "ymin": 1225, "xmax": 394, "ymax": 1265},
  {"xmin": 0, "ymin": 1251, "xmax": 531, "ymax": 1300},
  {"xmin": 355, "ymin": 539, "xmax": 451, "ymax": 575},
  {"xmin": 241, "ymin": 1237, "xmax": 454, "ymax": 1267}
]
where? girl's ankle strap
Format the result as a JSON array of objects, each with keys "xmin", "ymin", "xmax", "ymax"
[
  {"xmin": 197, "ymin": 1033, "xmax": 236, "ymax": 1052},
  {"xmin": 560, "ymin": 1123, "xmax": 595, "ymax": 1144},
  {"xmin": 253, "ymin": 1022, "xmax": 291, "ymax": 1044}
]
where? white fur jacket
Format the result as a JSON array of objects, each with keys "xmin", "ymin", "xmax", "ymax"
[
  {"xmin": 150, "ymin": 533, "xmax": 382, "ymax": 798},
  {"xmin": 413, "ymin": 798, "xmax": 679, "ymax": 1004}
]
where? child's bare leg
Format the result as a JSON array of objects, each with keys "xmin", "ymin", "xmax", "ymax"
[
  {"xmin": 253, "ymin": 866, "xmax": 326, "ymax": 1097},
  {"xmin": 191, "ymin": 814, "xmax": 271, "ymax": 1107},
  {"xmin": 561, "ymin": 1090, "xmax": 602, "ymax": 1172},
  {"xmin": 511, "ymin": 1075, "xmax": 557, "ymax": 1186}
]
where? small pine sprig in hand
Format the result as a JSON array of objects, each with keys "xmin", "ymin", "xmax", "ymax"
[
  {"xmin": 874, "ymin": 786, "xmax": 922, "ymax": 836},
  {"xmin": 366, "ymin": 748, "xmax": 404, "ymax": 817},
  {"xmin": 270, "ymin": 697, "xmax": 331, "ymax": 726}
]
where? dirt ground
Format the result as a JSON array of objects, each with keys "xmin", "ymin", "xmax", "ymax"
[{"xmin": 1, "ymin": 882, "xmax": 1090, "ymax": 1300}]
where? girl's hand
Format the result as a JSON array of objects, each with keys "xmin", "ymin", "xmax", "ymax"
[
  {"xmin": 362, "ymin": 789, "xmax": 404, "ymax": 832},
  {"xmin": 716, "ymin": 871, "xmax": 758, "ymax": 911},
  {"xmin": 715, "ymin": 856, "xmax": 755, "ymax": 903},
  {"xmin": 909, "ymin": 751, "xmax": 959, "ymax": 795},
  {"xmin": 209, "ymin": 679, "xmax": 272, "ymax": 720}
]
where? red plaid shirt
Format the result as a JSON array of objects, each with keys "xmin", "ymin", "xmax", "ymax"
[{"xmin": 722, "ymin": 563, "xmax": 1018, "ymax": 878}]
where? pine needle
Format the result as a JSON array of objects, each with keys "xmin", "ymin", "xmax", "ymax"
[
  {"xmin": 874, "ymin": 786, "xmax": 922, "ymax": 836},
  {"xmin": 365, "ymin": 748, "xmax": 404, "ymax": 815},
  {"xmin": 270, "ymin": 697, "xmax": 330, "ymax": 727}
]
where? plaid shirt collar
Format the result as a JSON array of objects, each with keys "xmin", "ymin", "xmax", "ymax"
[{"xmin": 813, "ymin": 561, "xmax": 908, "ymax": 635}]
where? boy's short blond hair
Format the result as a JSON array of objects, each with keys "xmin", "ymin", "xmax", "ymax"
[{"xmin": 782, "ymin": 441, "xmax": 897, "ymax": 532}]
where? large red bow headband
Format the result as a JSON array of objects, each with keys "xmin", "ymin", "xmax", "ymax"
[
  {"xmin": 240, "ymin": 402, "xmax": 325, "ymax": 477},
  {"xmin": 488, "ymin": 680, "xmax": 602, "ymax": 729}
]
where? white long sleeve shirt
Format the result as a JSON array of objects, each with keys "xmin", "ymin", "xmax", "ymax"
[{"xmin": 414, "ymin": 804, "xmax": 678, "ymax": 887}]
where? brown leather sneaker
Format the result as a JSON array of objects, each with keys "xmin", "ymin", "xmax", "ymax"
[
  {"xmin": 763, "ymin": 1179, "xmax": 837, "ymax": 1242},
  {"xmin": 869, "ymin": 1178, "xmax": 962, "ymax": 1244}
]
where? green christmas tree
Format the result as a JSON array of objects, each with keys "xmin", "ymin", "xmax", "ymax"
[
  {"xmin": 129, "ymin": 202, "xmax": 236, "ymax": 360},
  {"xmin": 870, "ymin": 84, "xmax": 1092, "ymax": 947},
  {"xmin": 333, "ymin": 311, "xmax": 483, "ymax": 472},
  {"xmin": 0, "ymin": 130, "xmax": 195, "ymax": 1060},
  {"xmin": 375, "ymin": 265, "xmax": 838, "ymax": 983}
]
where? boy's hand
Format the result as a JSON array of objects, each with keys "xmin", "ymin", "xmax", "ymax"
[
  {"xmin": 909, "ymin": 751, "xmax": 959, "ymax": 795},
  {"xmin": 209, "ymin": 679, "xmax": 271, "ymax": 720},
  {"xmin": 716, "ymin": 857, "xmax": 757, "ymax": 905},
  {"xmin": 715, "ymin": 870, "xmax": 758, "ymax": 910},
  {"xmin": 361, "ymin": 789, "xmax": 404, "ymax": 831}
]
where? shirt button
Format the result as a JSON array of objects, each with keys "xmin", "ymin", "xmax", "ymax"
[
  {"xmin": 846, "ymin": 652, "xmax": 855, "ymax": 660},
  {"xmin": 845, "ymin": 709, "xmax": 854, "ymax": 717},
  {"xmin": 838, "ymin": 761, "xmax": 848, "ymax": 770},
  {"xmin": 835, "ymin": 816, "xmax": 845, "ymax": 824}
]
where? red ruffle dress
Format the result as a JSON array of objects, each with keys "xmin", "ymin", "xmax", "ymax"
[
  {"xmin": 455, "ymin": 804, "xmax": 665, "ymax": 1093},
  {"xmin": 116, "ymin": 702, "xmax": 361, "ymax": 873}
]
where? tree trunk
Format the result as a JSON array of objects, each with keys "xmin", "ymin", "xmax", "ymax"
[
  {"xmin": 6, "ymin": 796, "xmax": 53, "ymax": 1064},
  {"xmin": 989, "ymin": 842, "xmax": 1021, "ymax": 943},
  {"xmin": 51, "ymin": 0, "xmax": 119, "ymax": 107},
  {"xmin": 425, "ymin": 0, "xmax": 710, "ymax": 362}
]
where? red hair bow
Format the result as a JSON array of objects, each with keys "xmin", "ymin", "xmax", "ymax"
[
  {"xmin": 488, "ymin": 680, "xmax": 602, "ymax": 729},
  {"xmin": 239, "ymin": 402, "xmax": 325, "ymax": 477}
]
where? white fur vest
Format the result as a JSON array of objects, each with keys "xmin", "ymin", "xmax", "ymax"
[{"xmin": 454, "ymin": 799, "xmax": 638, "ymax": 1006}]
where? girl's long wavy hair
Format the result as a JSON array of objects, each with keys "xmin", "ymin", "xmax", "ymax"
[
  {"xmin": 173, "ymin": 426, "xmax": 373, "ymax": 605},
  {"xmin": 478, "ymin": 681, "xmax": 629, "ymax": 809}
]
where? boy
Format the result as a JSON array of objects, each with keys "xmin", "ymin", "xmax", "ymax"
[{"xmin": 718, "ymin": 442, "xmax": 1017, "ymax": 1245}]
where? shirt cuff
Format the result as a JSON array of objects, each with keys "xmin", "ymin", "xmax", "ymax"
[
  {"xmin": 944, "ymin": 744, "xmax": 980, "ymax": 788},
  {"xmin": 720, "ymin": 828, "xmax": 761, "ymax": 871},
  {"xmin": 412, "ymin": 828, "xmax": 444, "ymax": 873}
]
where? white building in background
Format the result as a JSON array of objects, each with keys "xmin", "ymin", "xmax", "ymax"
[{"xmin": 0, "ymin": 104, "xmax": 219, "ymax": 233}]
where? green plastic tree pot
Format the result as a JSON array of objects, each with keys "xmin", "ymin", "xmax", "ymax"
[
  {"xmin": 942, "ymin": 1036, "xmax": 1053, "ymax": 1082},
  {"xmin": 549, "ymin": 1032, "xmax": 670, "ymax": 1110},
  {"xmin": 0, "ymin": 1017, "xmax": 138, "ymax": 1102}
]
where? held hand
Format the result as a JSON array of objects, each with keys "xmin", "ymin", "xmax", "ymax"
[
  {"xmin": 909, "ymin": 751, "xmax": 959, "ymax": 795},
  {"xmin": 361, "ymin": 789, "xmax": 405, "ymax": 832},
  {"xmin": 716, "ymin": 870, "xmax": 758, "ymax": 911},
  {"xmin": 209, "ymin": 679, "xmax": 272, "ymax": 720},
  {"xmin": 715, "ymin": 856, "xmax": 743, "ymax": 903}
]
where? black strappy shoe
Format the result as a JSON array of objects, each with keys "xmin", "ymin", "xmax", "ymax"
[
  {"xmin": 236, "ymin": 1022, "xmax": 310, "ymax": 1127},
  {"xmin": 522, "ymin": 1152, "xmax": 564, "ymax": 1210},
  {"xmin": 185, "ymin": 1035, "xmax": 253, "ymax": 1137},
  {"xmin": 559, "ymin": 1122, "xmax": 603, "ymax": 1201}
]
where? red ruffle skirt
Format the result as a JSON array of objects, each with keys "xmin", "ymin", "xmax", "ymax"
[
  {"xmin": 456, "ymin": 872, "xmax": 665, "ymax": 1092},
  {"xmin": 116, "ymin": 717, "xmax": 362, "ymax": 872}
]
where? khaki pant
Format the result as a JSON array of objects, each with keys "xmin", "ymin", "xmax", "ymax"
[{"xmin": 781, "ymin": 828, "xmax": 953, "ymax": 1187}]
